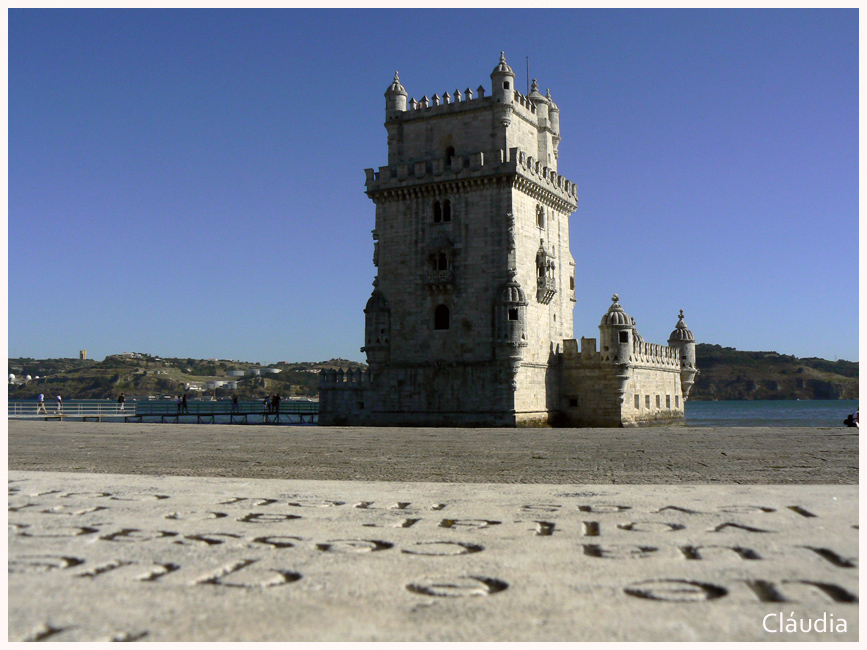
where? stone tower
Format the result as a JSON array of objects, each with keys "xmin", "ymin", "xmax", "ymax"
[
  {"xmin": 319, "ymin": 52, "xmax": 696, "ymax": 427},
  {"xmin": 320, "ymin": 53, "xmax": 579, "ymax": 426}
]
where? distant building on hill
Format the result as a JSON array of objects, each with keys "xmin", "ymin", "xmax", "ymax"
[{"xmin": 319, "ymin": 53, "xmax": 697, "ymax": 427}]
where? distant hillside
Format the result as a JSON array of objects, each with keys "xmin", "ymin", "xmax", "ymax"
[
  {"xmin": 689, "ymin": 344, "xmax": 858, "ymax": 401},
  {"xmin": 7, "ymin": 355, "xmax": 368, "ymax": 401},
  {"xmin": 8, "ymin": 347, "xmax": 858, "ymax": 402}
]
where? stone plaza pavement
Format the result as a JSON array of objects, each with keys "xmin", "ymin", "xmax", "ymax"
[{"xmin": 7, "ymin": 422, "xmax": 859, "ymax": 641}]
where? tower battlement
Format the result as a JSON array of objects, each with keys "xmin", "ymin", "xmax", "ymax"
[{"xmin": 365, "ymin": 146, "xmax": 577, "ymax": 209}]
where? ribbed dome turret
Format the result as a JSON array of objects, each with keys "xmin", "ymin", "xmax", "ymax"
[
  {"xmin": 631, "ymin": 318, "xmax": 645, "ymax": 345},
  {"xmin": 546, "ymin": 88, "xmax": 559, "ymax": 112},
  {"xmin": 600, "ymin": 294, "xmax": 633, "ymax": 327},
  {"xmin": 385, "ymin": 71, "xmax": 407, "ymax": 97},
  {"xmin": 365, "ymin": 288, "xmax": 389, "ymax": 313},
  {"xmin": 491, "ymin": 51, "xmax": 514, "ymax": 77},
  {"xmin": 669, "ymin": 310, "xmax": 695, "ymax": 342},
  {"xmin": 498, "ymin": 276, "xmax": 528, "ymax": 305},
  {"xmin": 528, "ymin": 79, "xmax": 546, "ymax": 102},
  {"xmin": 384, "ymin": 72, "xmax": 408, "ymax": 117}
]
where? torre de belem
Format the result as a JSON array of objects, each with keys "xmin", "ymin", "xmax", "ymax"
[{"xmin": 319, "ymin": 53, "xmax": 698, "ymax": 427}]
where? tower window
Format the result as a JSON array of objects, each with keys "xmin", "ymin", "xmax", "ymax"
[
  {"xmin": 433, "ymin": 200, "xmax": 442, "ymax": 223},
  {"xmin": 619, "ymin": 331, "xmax": 629, "ymax": 343},
  {"xmin": 445, "ymin": 146, "xmax": 455, "ymax": 162},
  {"xmin": 508, "ymin": 308, "xmax": 519, "ymax": 321},
  {"xmin": 504, "ymin": 81, "xmax": 510, "ymax": 90},
  {"xmin": 634, "ymin": 394, "xmax": 640, "ymax": 409},
  {"xmin": 442, "ymin": 199, "xmax": 451, "ymax": 222},
  {"xmin": 434, "ymin": 305, "xmax": 450, "ymax": 330}
]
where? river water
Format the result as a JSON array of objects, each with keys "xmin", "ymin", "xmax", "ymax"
[
  {"xmin": 684, "ymin": 399, "xmax": 858, "ymax": 427},
  {"xmin": 8, "ymin": 398, "xmax": 859, "ymax": 427}
]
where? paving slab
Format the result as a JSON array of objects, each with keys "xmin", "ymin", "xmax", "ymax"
[
  {"xmin": 7, "ymin": 420, "xmax": 859, "ymax": 484},
  {"xmin": 8, "ymin": 471, "xmax": 858, "ymax": 642}
]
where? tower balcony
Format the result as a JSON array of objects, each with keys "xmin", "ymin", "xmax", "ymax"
[{"xmin": 537, "ymin": 276, "xmax": 556, "ymax": 304}]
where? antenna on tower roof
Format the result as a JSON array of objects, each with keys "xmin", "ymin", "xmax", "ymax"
[{"xmin": 526, "ymin": 56, "xmax": 529, "ymax": 96}]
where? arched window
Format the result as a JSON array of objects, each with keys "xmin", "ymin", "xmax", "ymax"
[
  {"xmin": 437, "ymin": 253, "xmax": 448, "ymax": 270},
  {"xmin": 433, "ymin": 200, "xmax": 442, "ymax": 223},
  {"xmin": 434, "ymin": 305, "xmax": 450, "ymax": 330},
  {"xmin": 536, "ymin": 205, "xmax": 545, "ymax": 229},
  {"xmin": 445, "ymin": 146, "xmax": 455, "ymax": 162},
  {"xmin": 442, "ymin": 199, "xmax": 451, "ymax": 222}
]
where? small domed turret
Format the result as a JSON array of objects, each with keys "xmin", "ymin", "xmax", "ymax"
[
  {"xmin": 631, "ymin": 318, "xmax": 644, "ymax": 346},
  {"xmin": 546, "ymin": 88, "xmax": 560, "ymax": 134},
  {"xmin": 600, "ymin": 293, "xmax": 632, "ymax": 327},
  {"xmin": 495, "ymin": 270, "xmax": 528, "ymax": 358},
  {"xmin": 599, "ymin": 294, "xmax": 634, "ymax": 363},
  {"xmin": 668, "ymin": 309, "xmax": 695, "ymax": 342},
  {"xmin": 528, "ymin": 79, "xmax": 548, "ymax": 120},
  {"xmin": 385, "ymin": 71, "xmax": 407, "ymax": 117},
  {"xmin": 490, "ymin": 52, "xmax": 515, "ymax": 104},
  {"xmin": 363, "ymin": 288, "xmax": 391, "ymax": 369},
  {"xmin": 498, "ymin": 275, "xmax": 528, "ymax": 307},
  {"xmin": 668, "ymin": 309, "xmax": 698, "ymax": 399}
]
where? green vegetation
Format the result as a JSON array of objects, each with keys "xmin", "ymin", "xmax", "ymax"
[
  {"xmin": 7, "ymin": 355, "xmax": 367, "ymax": 401},
  {"xmin": 8, "ymin": 347, "xmax": 857, "ymax": 401},
  {"xmin": 689, "ymin": 344, "xmax": 858, "ymax": 401}
]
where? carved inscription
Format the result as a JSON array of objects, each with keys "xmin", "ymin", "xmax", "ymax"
[{"xmin": 8, "ymin": 476, "xmax": 858, "ymax": 642}]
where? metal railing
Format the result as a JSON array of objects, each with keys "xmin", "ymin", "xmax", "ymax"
[
  {"xmin": 134, "ymin": 400, "xmax": 318, "ymax": 415},
  {"xmin": 8, "ymin": 401, "xmax": 134, "ymax": 418}
]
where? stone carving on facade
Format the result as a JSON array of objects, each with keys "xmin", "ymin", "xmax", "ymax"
[{"xmin": 536, "ymin": 239, "xmax": 556, "ymax": 304}]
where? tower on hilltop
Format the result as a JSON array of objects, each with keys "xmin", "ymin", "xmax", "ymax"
[{"xmin": 320, "ymin": 53, "xmax": 696, "ymax": 427}]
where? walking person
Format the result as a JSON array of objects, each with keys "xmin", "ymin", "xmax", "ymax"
[
  {"xmin": 176, "ymin": 395, "xmax": 183, "ymax": 414},
  {"xmin": 118, "ymin": 392, "xmax": 126, "ymax": 413},
  {"xmin": 181, "ymin": 393, "xmax": 189, "ymax": 414},
  {"xmin": 271, "ymin": 392, "xmax": 281, "ymax": 417},
  {"xmin": 35, "ymin": 392, "xmax": 47, "ymax": 415},
  {"xmin": 231, "ymin": 393, "xmax": 239, "ymax": 413},
  {"xmin": 55, "ymin": 394, "xmax": 63, "ymax": 414}
]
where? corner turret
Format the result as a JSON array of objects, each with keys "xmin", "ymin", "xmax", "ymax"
[
  {"xmin": 385, "ymin": 71, "xmax": 407, "ymax": 118},
  {"xmin": 528, "ymin": 79, "xmax": 548, "ymax": 122},
  {"xmin": 668, "ymin": 309, "xmax": 698, "ymax": 399},
  {"xmin": 362, "ymin": 286, "xmax": 391, "ymax": 371},
  {"xmin": 547, "ymin": 88, "xmax": 560, "ymax": 135},
  {"xmin": 599, "ymin": 294, "xmax": 634, "ymax": 363},
  {"xmin": 490, "ymin": 51, "xmax": 515, "ymax": 104}
]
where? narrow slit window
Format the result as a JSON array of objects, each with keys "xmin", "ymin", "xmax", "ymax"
[{"xmin": 508, "ymin": 307, "xmax": 519, "ymax": 321}]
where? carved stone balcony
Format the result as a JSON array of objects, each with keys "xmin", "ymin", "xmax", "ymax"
[
  {"xmin": 425, "ymin": 269, "xmax": 454, "ymax": 294},
  {"xmin": 537, "ymin": 276, "xmax": 556, "ymax": 304}
]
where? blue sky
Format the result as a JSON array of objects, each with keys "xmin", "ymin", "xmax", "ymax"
[{"xmin": 8, "ymin": 9, "xmax": 859, "ymax": 364}]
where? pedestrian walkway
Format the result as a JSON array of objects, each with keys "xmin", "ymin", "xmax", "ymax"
[{"xmin": 8, "ymin": 471, "xmax": 858, "ymax": 641}]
